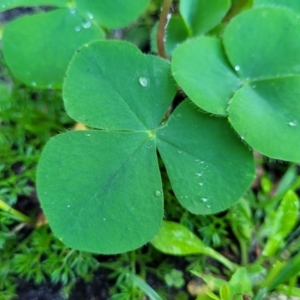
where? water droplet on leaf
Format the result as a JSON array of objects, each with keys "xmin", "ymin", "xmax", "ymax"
[
  {"xmin": 235, "ymin": 65, "xmax": 240, "ymax": 71},
  {"xmin": 82, "ymin": 21, "xmax": 92, "ymax": 29},
  {"xmin": 87, "ymin": 12, "xmax": 94, "ymax": 19},
  {"xmin": 75, "ymin": 26, "xmax": 81, "ymax": 32},
  {"xmin": 288, "ymin": 120, "xmax": 297, "ymax": 127},
  {"xmin": 67, "ymin": 205, "xmax": 71, "ymax": 208},
  {"xmin": 155, "ymin": 190, "xmax": 161, "ymax": 196},
  {"xmin": 139, "ymin": 77, "xmax": 149, "ymax": 87},
  {"xmin": 31, "ymin": 81, "xmax": 36, "ymax": 86},
  {"xmin": 201, "ymin": 197, "xmax": 208, "ymax": 203}
]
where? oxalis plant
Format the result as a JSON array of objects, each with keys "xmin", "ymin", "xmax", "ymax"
[{"xmin": 2, "ymin": 0, "xmax": 300, "ymax": 254}]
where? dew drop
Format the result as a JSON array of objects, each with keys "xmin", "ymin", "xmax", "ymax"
[
  {"xmin": 240, "ymin": 136, "xmax": 245, "ymax": 140},
  {"xmin": 206, "ymin": 204, "xmax": 211, "ymax": 208},
  {"xmin": 200, "ymin": 161, "xmax": 205, "ymax": 164},
  {"xmin": 288, "ymin": 120, "xmax": 297, "ymax": 127},
  {"xmin": 235, "ymin": 65, "xmax": 240, "ymax": 71},
  {"xmin": 44, "ymin": 192, "xmax": 47, "ymax": 195},
  {"xmin": 70, "ymin": 8, "xmax": 76, "ymax": 14},
  {"xmin": 85, "ymin": 133, "xmax": 91, "ymax": 137},
  {"xmin": 195, "ymin": 172, "xmax": 202, "ymax": 177},
  {"xmin": 31, "ymin": 81, "xmax": 37, "ymax": 86},
  {"xmin": 103, "ymin": 218, "xmax": 106, "ymax": 221},
  {"xmin": 52, "ymin": 201, "xmax": 55, "ymax": 204},
  {"xmin": 82, "ymin": 21, "xmax": 92, "ymax": 29},
  {"xmin": 139, "ymin": 77, "xmax": 149, "ymax": 87},
  {"xmin": 178, "ymin": 150, "xmax": 182, "ymax": 154},
  {"xmin": 252, "ymin": 84, "xmax": 256, "ymax": 89},
  {"xmin": 155, "ymin": 190, "xmax": 161, "ymax": 196},
  {"xmin": 199, "ymin": 182, "xmax": 204, "ymax": 186},
  {"xmin": 201, "ymin": 197, "xmax": 208, "ymax": 203},
  {"xmin": 75, "ymin": 25, "xmax": 81, "ymax": 32},
  {"xmin": 47, "ymin": 83, "xmax": 53, "ymax": 89},
  {"xmin": 67, "ymin": 205, "xmax": 71, "ymax": 208},
  {"xmin": 87, "ymin": 12, "xmax": 94, "ymax": 19}
]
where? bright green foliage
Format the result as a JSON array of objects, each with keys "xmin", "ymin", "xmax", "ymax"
[
  {"xmin": 253, "ymin": 0, "xmax": 300, "ymax": 13},
  {"xmin": 179, "ymin": 0, "xmax": 230, "ymax": 36},
  {"xmin": 151, "ymin": 221, "xmax": 208, "ymax": 255},
  {"xmin": 1, "ymin": 0, "xmax": 150, "ymax": 88},
  {"xmin": 172, "ymin": 7, "xmax": 300, "ymax": 162},
  {"xmin": 151, "ymin": 221, "xmax": 236, "ymax": 271},
  {"xmin": 262, "ymin": 190, "xmax": 299, "ymax": 257},
  {"xmin": 37, "ymin": 40, "xmax": 254, "ymax": 254}
]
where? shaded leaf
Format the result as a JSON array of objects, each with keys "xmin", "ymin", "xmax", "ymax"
[
  {"xmin": 3, "ymin": 8, "xmax": 104, "ymax": 88},
  {"xmin": 180, "ymin": 0, "xmax": 231, "ymax": 36}
]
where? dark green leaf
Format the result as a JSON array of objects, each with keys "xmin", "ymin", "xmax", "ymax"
[
  {"xmin": 64, "ymin": 40, "xmax": 176, "ymax": 130},
  {"xmin": 37, "ymin": 130, "xmax": 163, "ymax": 254},
  {"xmin": 172, "ymin": 37, "xmax": 241, "ymax": 115},
  {"xmin": 157, "ymin": 101, "xmax": 255, "ymax": 214}
]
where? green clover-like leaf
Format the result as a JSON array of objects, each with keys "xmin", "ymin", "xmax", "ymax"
[
  {"xmin": 37, "ymin": 40, "xmax": 254, "ymax": 254},
  {"xmin": 172, "ymin": 7, "xmax": 300, "ymax": 162}
]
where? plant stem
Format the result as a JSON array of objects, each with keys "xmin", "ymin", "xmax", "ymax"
[
  {"xmin": 239, "ymin": 238, "xmax": 248, "ymax": 266},
  {"xmin": 157, "ymin": 0, "xmax": 173, "ymax": 59},
  {"xmin": 0, "ymin": 198, "xmax": 35, "ymax": 225},
  {"xmin": 204, "ymin": 247, "xmax": 238, "ymax": 272}
]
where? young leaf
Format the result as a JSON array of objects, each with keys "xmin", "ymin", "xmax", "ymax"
[
  {"xmin": 156, "ymin": 100, "xmax": 255, "ymax": 215},
  {"xmin": 151, "ymin": 221, "xmax": 207, "ymax": 255},
  {"xmin": 151, "ymin": 221, "xmax": 237, "ymax": 271},
  {"xmin": 172, "ymin": 37, "xmax": 241, "ymax": 116},
  {"xmin": 64, "ymin": 40, "xmax": 176, "ymax": 131},
  {"xmin": 37, "ymin": 131, "xmax": 163, "ymax": 254},
  {"xmin": 262, "ymin": 190, "xmax": 299, "ymax": 257},
  {"xmin": 179, "ymin": 0, "xmax": 231, "ymax": 36},
  {"xmin": 2, "ymin": 8, "xmax": 104, "ymax": 88}
]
